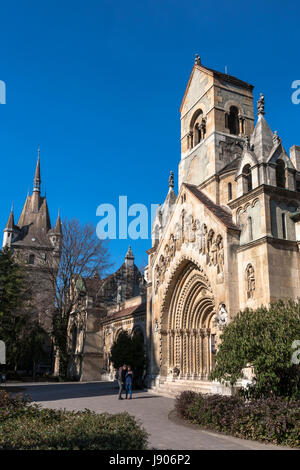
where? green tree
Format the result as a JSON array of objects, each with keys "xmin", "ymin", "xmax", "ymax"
[
  {"xmin": 0, "ymin": 249, "xmax": 33, "ymax": 371},
  {"xmin": 210, "ymin": 299, "xmax": 300, "ymax": 398},
  {"xmin": 110, "ymin": 330, "xmax": 146, "ymax": 387},
  {"xmin": 41, "ymin": 218, "xmax": 110, "ymax": 377}
]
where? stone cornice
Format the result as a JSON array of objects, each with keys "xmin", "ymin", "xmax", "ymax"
[
  {"xmin": 228, "ymin": 184, "xmax": 300, "ymax": 210},
  {"xmin": 237, "ymin": 235, "xmax": 299, "ymax": 253}
]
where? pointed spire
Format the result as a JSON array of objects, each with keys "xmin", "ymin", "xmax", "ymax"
[
  {"xmin": 125, "ymin": 245, "xmax": 134, "ymax": 259},
  {"xmin": 33, "ymin": 148, "xmax": 41, "ymax": 193},
  {"xmin": 54, "ymin": 209, "xmax": 62, "ymax": 235},
  {"xmin": 5, "ymin": 205, "xmax": 14, "ymax": 230},
  {"xmin": 250, "ymin": 113, "xmax": 274, "ymax": 161}
]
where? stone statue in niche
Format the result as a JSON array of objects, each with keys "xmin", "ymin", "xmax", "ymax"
[
  {"xmin": 207, "ymin": 229, "xmax": 215, "ymax": 265},
  {"xmin": 200, "ymin": 224, "xmax": 207, "ymax": 255},
  {"xmin": 246, "ymin": 264, "xmax": 255, "ymax": 299},
  {"xmin": 216, "ymin": 235, "xmax": 224, "ymax": 273},
  {"xmin": 214, "ymin": 303, "xmax": 228, "ymax": 327}
]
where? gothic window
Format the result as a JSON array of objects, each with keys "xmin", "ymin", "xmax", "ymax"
[
  {"xmin": 227, "ymin": 106, "xmax": 239, "ymax": 135},
  {"xmin": 28, "ymin": 254, "xmax": 35, "ymax": 265},
  {"xmin": 228, "ymin": 182, "xmax": 232, "ymax": 201},
  {"xmin": 276, "ymin": 159, "xmax": 285, "ymax": 188},
  {"xmin": 243, "ymin": 164, "xmax": 252, "ymax": 192},
  {"xmin": 282, "ymin": 213, "xmax": 287, "ymax": 239}
]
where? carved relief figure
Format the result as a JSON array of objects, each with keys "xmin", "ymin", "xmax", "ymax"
[
  {"xmin": 216, "ymin": 235, "xmax": 224, "ymax": 273},
  {"xmin": 246, "ymin": 264, "xmax": 255, "ymax": 299}
]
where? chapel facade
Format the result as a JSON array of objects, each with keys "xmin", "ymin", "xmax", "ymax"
[{"xmin": 145, "ymin": 55, "xmax": 300, "ymax": 395}]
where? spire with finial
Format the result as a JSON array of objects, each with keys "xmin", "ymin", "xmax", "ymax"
[
  {"xmin": 257, "ymin": 93, "xmax": 265, "ymax": 116},
  {"xmin": 125, "ymin": 245, "xmax": 134, "ymax": 267},
  {"xmin": 168, "ymin": 170, "xmax": 174, "ymax": 189},
  {"xmin": 194, "ymin": 54, "xmax": 201, "ymax": 66},
  {"xmin": 33, "ymin": 147, "xmax": 41, "ymax": 193}
]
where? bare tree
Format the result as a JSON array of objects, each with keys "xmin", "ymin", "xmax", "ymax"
[{"xmin": 41, "ymin": 218, "xmax": 110, "ymax": 376}]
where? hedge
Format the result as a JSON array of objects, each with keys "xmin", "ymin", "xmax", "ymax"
[
  {"xmin": 175, "ymin": 391, "xmax": 300, "ymax": 448},
  {"xmin": 0, "ymin": 391, "xmax": 148, "ymax": 450}
]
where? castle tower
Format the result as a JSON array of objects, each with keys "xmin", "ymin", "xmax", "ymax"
[{"xmin": 2, "ymin": 151, "xmax": 62, "ymax": 329}]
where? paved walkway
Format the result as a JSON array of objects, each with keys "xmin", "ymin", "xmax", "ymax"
[{"xmin": 9, "ymin": 381, "xmax": 287, "ymax": 450}]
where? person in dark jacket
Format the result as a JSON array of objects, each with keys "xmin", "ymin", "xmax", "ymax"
[
  {"xmin": 117, "ymin": 364, "xmax": 127, "ymax": 400},
  {"xmin": 125, "ymin": 365, "xmax": 134, "ymax": 399}
]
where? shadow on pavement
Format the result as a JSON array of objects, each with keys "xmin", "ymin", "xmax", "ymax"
[{"xmin": 10, "ymin": 381, "xmax": 154, "ymax": 403}]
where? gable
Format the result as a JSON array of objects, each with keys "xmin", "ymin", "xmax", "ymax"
[{"xmin": 180, "ymin": 66, "xmax": 213, "ymax": 115}]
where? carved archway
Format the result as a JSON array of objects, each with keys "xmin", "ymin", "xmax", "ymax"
[{"xmin": 159, "ymin": 260, "xmax": 216, "ymax": 380}]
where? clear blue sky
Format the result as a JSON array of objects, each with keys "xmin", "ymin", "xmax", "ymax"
[{"xmin": 0, "ymin": 0, "xmax": 299, "ymax": 271}]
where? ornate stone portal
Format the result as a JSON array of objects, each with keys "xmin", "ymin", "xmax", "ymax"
[{"xmin": 159, "ymin": 261, "xmax": 217, "ymax": 380}]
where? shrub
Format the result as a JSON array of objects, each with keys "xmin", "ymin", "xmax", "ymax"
[
  {"xmin": 0, "ymin": 391, "xmax": 148, "ymax": 450},
  {"xmin": 210, "ymin": 300, "xmax": 300, "ymax": 398},
  {"xmin": 175, "ymin": 391, "xmax": 300, "ymax": 448},
  {"xmin": 175, "ymin": 390, "xmax": 199, "ymax": 419}
]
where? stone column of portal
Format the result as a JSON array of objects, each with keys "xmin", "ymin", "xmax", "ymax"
[
  {"xmin": 206, "ymin": 329, "xmax": 211, "ymax": 377},
  {"xmin": 202, "ymin": 330, "xmax": 208, "ymax": 379},
  {"xmin": 186, "ymin": 330, "xmax": 190, "ymax": 378},
  {"xmin": 182, "ymin": 331, "xmax": 187, "ymax": 377},
  {"xmin": 196, "ymin": 332, "xmax": 201, "ymax": 378},
  {"xmin": 180, "ymin": 330, "xmax": 184, "ymax": 377},
  {"xmin": 193, "ymin": 330, "xmax": 198, "ymax": 379},
  {"xmin": 170, "ymin": 330, "xmax": 175, "ymax": 369},
  {"xmin": 200, "ymin": 329, "xmax": 205, "ymax": 378}
]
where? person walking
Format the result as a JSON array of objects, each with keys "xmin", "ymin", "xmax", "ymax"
[
  {"xmin": 117, "ymin": 364, "xmax": 127, "ymax": 400},
  {"xmin": 125, "ymin": 365, "xmax": 134, "ymax": 399}
]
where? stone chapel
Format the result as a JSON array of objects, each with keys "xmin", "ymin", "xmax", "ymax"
[{"xmin": 145, "ymin": 55, "xmax": 300, "ymax": 395}]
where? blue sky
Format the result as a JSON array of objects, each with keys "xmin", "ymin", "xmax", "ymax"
[{"xmin": 0, "ymin": 0, "xmax": 299, "ymax": 271}]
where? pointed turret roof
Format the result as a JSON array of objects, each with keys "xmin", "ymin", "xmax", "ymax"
[
  {"xmin": 33, "ymin": 149, "xmax": 41, "ymax": 193},
  {"xmin": 5, "ymin": 207, "xmax": 14, "ymax": 230},
  {"xmin": 250, "ymin": 113, "xmax": 274, "ymax": 161},
  {"xmin": 125, "ymin": 245, "xmax": 134, "ymax": 260},
  {"xmin": 54, "ymin": 212, "xmax": 62, "ymax": 235}
]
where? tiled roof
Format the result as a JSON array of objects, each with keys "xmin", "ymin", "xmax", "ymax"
[
  {"xmin": 184, "ymin": 184, "xmax": 239, "ymax": 231},
  {"xmin": 103, "ymin": 302, "xmax": 146, "ymax": 323}
]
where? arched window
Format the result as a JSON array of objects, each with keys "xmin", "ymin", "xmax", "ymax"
[
  {"xmin": 248, "ymin": 216, "xmax": 253, "ymax": 241},
  {"xmin": 28, "ymin": 254, "xmax": 35, "ymax": 265},
  {"xmin": 228, "ymin": 182, "xmax": 232, "ymax": 201},
  {"xmin": 189, "ymin": 109, "xmax": 205, "ymax": 148},
  {"xmin": 243, "ymin": 164, "xmax": 252, "ymax": 192},
  {"xmin": 276, "ymin": 159, "xmax": 285, "ymax": 188},
  {"xmin": 227, "ymin": 106, "xmax": 239, "ymax": 135}
]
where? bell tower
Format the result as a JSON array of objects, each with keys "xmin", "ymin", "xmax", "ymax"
[{"xmin": 179, "ymin": 55, "xmax": 255, "ymax": 188}]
